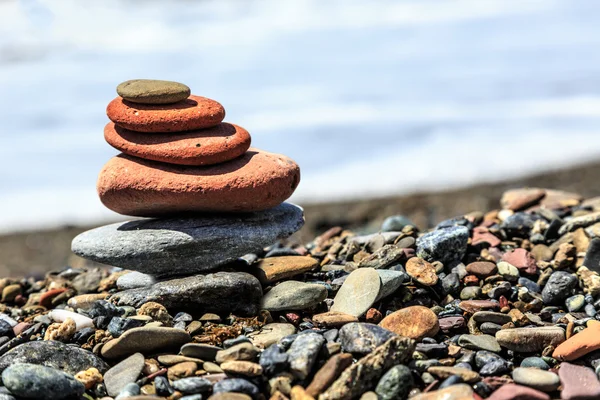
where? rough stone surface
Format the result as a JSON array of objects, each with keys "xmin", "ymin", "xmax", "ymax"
[
  {"xmin": 116, "ymin": 79, "xmax": 191, "ymax": 104},
  {"xmin": 101, "ymin": 327, "xmax": 191, "ymax": 359},
  {"xmin": 541, "ymin": 271, "xmax": 578, "ymax": 305},
  {"xmin": 496, "ymin": 326, "xmax": 565, "ymax": 353},
  {"xmin": 405, "ymin": 257, "xmax": 438, "ymax": 286},
  {"xmin": 105, "ymin": 122, "xmax": 251, "ymax": 166},
  {"xmin": 416, "ymin": 226, "xmax": 469, "ymax": 265},
  {"xmin": 96, "ymin": 150, "xmax": 300, "ymax": 216},
  {"xmin": 2, "ymin": 363, "xmax": 85, "ymax": 400},
  {"xmin": 558, "ymin": 362, "xmax": 600, "ymax": 400},
  {"xmin": 107, "ymin": 94, "xmax": 224, "ymax": 132},
  {"xmin": 287, "ymin": 332, "xmax": 326, "ymax": 380},
  {"xmin": 319, "ymin": 337, "xmax": 415, "ymax": 400},
  {"xmin": 104, "ymin": 352, "xmax": 145, "ymax": 396},
  {"xmin": 73, "ymin": 203, "xmax": 304, "ymax": 277},
  {"xmin": 331, "ymin": 268, "xmax": 381, "ymax": 317},
  {"xmin": 255, "ymin": 256, "xmax": 318, "ymax": 284},
  {"xmin": 306, "ymin": 353, "xmax": 353, "ymax": 397},
  {"xmin": 0, "ymin": 340, "xmax": 108, "ymax": 375},
  {"xmin": 375, "ymin": 270, "xmax": 407, "ymax": 301},
  {"xmin": 374, "ymin": 364, "xmax": 413, "ymax": 400},
  {"xmin": 247, "ymin": 323, "xmax": 296, "ymax": 349},
  {"xmin": 261, "ymin": 281, "xmax": 327, "ymax": 311},
  {"xmin": 379, "ymin": 306, "xmax": 439, "ymax": 340},
  {"xmin": 339, "ymin": 323, "xmax": 396, "ymax": 355},
  {"xmin": 111, "ymin": 272, "xmax": 262, "ymax": 316}
]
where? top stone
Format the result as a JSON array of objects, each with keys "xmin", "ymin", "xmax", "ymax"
[
  {"xmin": 107, "ymin": 94, "xmax": 225, "ymax": 133},
  {"xmin": 116, "ymin": 79, "xmax": 191, "ymax": 104}
]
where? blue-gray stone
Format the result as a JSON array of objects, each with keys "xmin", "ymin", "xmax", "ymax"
[
  {"xmin": 287, "ymin": 332, "xmax": 325, "ymax": 380},
  {"xmin": 2, "ymin": 363, "xmax": 84, "ymax": 400},
  {"xmin": 442, "ymin": 273, "xmax": 461, "ymax": 296},
  {"xmin": 339, "ymin": 323, "xmax": 396, "ymax": 355},
  {"xmin": 479, "ymin": 322, "xmax": 502, "ymax": 335},
  {"xmin": 518, "ymin": 277, "xmax": 541, "ymax": 293},
  {"xmin": 381, "ymin": 215, "xmax": 413, "ymax": 232},
  {"xmin": 259, "ymin": 344, "xmax": 288, "ymax": 377},
  {"xmin": 375, "ymin": 364, "xmax": 414, "ymax": 400},
  {"xmin": 72, "ymin": 203, "xmax": 304, "ymax": 277},
  {"xmin": 376, "ymin": 269, "xmax": 408, "ymax": 301},
  {"xmin": 416, "ymin": 226, "xmax": 469, "ymax": 265},
  {"xmin": 111, "ymin": 272, "xmax": 262, "ymax": 316},
  {"xmin": 213, "ymin": 378, "xmax": 259, "ymax": 398},
  {"xmin": 583, "ymin": 238, "xmax": 600, "ymax": 274},
  {"xmin": 521, "ymin": 357, "xmax": 550, "ymax": 370},
  {"xmin": 115, "ymin": 382, "xmax": 140, "ymax": 399},
  {"xmin": 171, "ymin": 377, "xmax": 212, "ymax": 394},
  {"xmin": 154, "ymin": 376, "xmax": 173, "ymax": 397},
  {"xmin": 542, "ymin": 271, "xmax": 578, "ymax": 305}
]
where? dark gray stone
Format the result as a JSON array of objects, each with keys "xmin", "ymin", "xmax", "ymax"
[
  {"xmin": 259, "ymin": 344, "xmax": 288, "ymax": 377},
  {"xmin": 0, "ymin": 341, "xmax": 108, "ymax": 375},
  {"xmin": 103, "ymin": 353, "xmax": 145, "ymax": 397},
  {"xmin": 542, "ymin": 271, "xmax": 578, "ymax": 305},
  {"xmin": 213, "ymin": 378, "xmax": 259, "ymax": 398},
  {"xmin": 111, "ymin": 272, "xmax": 262, "ymax": 316},
  {"xmin": 339, "ymin": 323, "xmax": 396, "ymax": 355},
  {"xmin": 375, "ymin": 364, "xmax": 413, "ymax": 400},
  {"xmin": 521, "ymin": 357, "xmax": 550, "ymax": 370},
  {"xmin": 416, "ymin": 226, "xmax": 469, "ymax": 264},
  {"xmin": 72, "ymin": 203, "xmax": 304, "ymax": 277},
  {"xmin": 584, "ymin": 238, "xmax": 600, "ymax": 274},
  {"xmin": 2, "ymin": 363, "xmax": 84, "ymax": 400},
  {"xmin": 171, "ymin": 377, "xmax": 212, "ymax": 394},
  {"xmin": 287, "ymin": 332, "xmax": 325, "ymax": 380}
]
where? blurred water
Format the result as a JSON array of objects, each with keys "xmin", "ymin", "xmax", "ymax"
[{"xmin": 1, "ymin": 0, "xmax": 600, "ymax": 231}]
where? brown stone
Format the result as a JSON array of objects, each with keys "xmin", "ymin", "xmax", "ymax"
[
  {"xmin": 167, "ymin": 361, "xmax": 197, "ymax": 380},
  {"xmin": 530, "ymin": 244, "xmax": 554, "ymax": 262},
  {"xmin": 208, "ymin": 393, "xmax": 252, "ymax": 400},
  {"xmin": 405, "ymin": 257, "xmax": 438, "ymax": 286},
  {"xmin": 439, "ymin": 316, "xmax": 466, "ymax": 333},
  {"xmin": 379, "ymin": 305, "xmax": 439, "ymax": 340},
  {"xmin": 458, "ymin": 300, "xmax": 499, "ymax": 314},
  {"xmin": 306, "ymin": 353, "xmax": 352, "ymax": 397},
  {"xmin": 427, "ymin": 366, "xmax": 480, "ymax": 383},
  {"xmin": 255, "ymin": 256, "xmax": 318, "ymax": 284},
  {"xmin": 465, "ymin": 261, "xmax": 498, "ymax": 277},
  {"xmin": 553, "ymin": 324, "xmax": 600, "ymax": 361},
  {"xmin": 501, "ymin": 188, "xmax": 546, "ymax": 211},
  {"xmin": 487, "ymin": 384, "xmax": 549, "ymax": 400},
  {"xmin": 501, "ymin": 249, "xmax": 537, "ymax": 274},
  {"xmin": 410, "ymin": 384, "xmax": 474, "ymax": 400},
  {"xmin": 101, "ymin": 327, "xmax": 191, "ymax": 359},
  {"xmin": 116, "ymin": 79, "xmax": 191, "ymax": 104},
  {"xmin": 539, "ymin": 189, "xmax": 582, "ymax": 210},
  {"xmin": 291, "ymin": 386, "xmax": 314, "ymax": 400},
  {"xmin": 67, "ymin": 293, "xmax": 109, "ymax": 310},
  {"xmin": 312, "ymin": 311, "xmax": 358, "ymax": 328},
  {"xmin": 107, "ymin": 95, "xmax": 225, "ymax": 133},
  {"xmin": 220, "ymin": 361, "xmax": 263, "ymax": 377},
  {"xmin": 104, "ymin": 122, "xmax": 251, "ymax": 166},
  {"xmin": 97, "ymin": 149, "xmax": 300, "ymax": 216}
]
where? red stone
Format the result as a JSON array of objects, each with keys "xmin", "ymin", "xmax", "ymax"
[
  {"xmin": 488, "ymin": 384, "xmax": 549, "ymax": 400},
  {"xmin": 97, "ymin": 149, "xmax": 300, "ymax": 216},
  {"xmin": 13, "ymin": 322, "xmax": 32, "ymax": 336},
  {"xmin": 472, "ymin": 227, "xmax": 501, "ymax": 247},
  {"xmin": 365, "ymin": 308, "xmax": 383, "ymax": 324},
  {"xmin": 458, "ymin": 300, "xmax": 499, "ymax": 313},
  {"xmin": 106, "ymin": 95, "xmax": 225, "ymax": 133},
  {"xmin": 39, "ymin": 288, "xmax": 68, "ymax": 309},
  {"xmin": 438, "ymin": 316, "xmax": 465, "ymax": 333},
  {"xmin": 104, "ymin": 122, "xmax": 251, "ymax": 166},
  {"xmin": 502, "ymin": 248, "xmax": 537, "ymax": 274},
  {"xmin": 558, "ymin": 362, "xmax": 600, "ymax": 400}
]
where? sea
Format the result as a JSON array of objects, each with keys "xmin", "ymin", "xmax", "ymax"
[{"xmin": 1, "ymin": 0, "xmax": 600, "ymax": 232}]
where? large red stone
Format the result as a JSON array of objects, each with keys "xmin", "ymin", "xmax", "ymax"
[
  {"xmin": 97, "ymin": 148, "xmax": 300, "ymax": 216},
  {"xmin": 104, "ymin": 122, "xmax": 251, "ymax": 166},
  {"xmin": 106, "ymin": 95, "xmax": 225, "ymax": 132}
]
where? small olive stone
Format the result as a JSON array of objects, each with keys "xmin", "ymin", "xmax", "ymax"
[{"xmin": 116, "ymin": 79, "xmax": 191, "ymax": 104}]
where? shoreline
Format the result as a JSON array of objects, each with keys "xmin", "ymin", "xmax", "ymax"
[{"xmin": 2, "ymin": 159, "xmax": 600, "ymax": 276}]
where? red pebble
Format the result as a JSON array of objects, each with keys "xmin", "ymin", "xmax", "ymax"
[
  {"xmin": 464, "ymin": 275, "xmax": 479, "ymax": 286},
  {"xmin": 285, "ymin": 313, "xmax": 301, "ymax": 325},
  {"xmin": 499, "ymin": 295, "xmax": 509, "ymax": 309},
  {"xmin": 39, "ymin": 288, "xmax": 68, "ymax": 309},
  {"xmin": 365, "ymin": 308, "xmax": 383, "ymax": 324}
]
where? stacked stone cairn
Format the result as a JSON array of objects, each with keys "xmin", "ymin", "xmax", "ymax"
[{"xmin": 72, "ymin": 79, "xmax": 304, "ymax": 315}]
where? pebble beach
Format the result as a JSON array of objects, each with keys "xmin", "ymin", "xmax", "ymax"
[{"xmin": 3, "ymin": 81, "xmax": 600, "ymax": 400}]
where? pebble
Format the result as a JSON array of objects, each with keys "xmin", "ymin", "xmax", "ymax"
[
  {"xmin": 312, "ymin": 311, "xmax": 358, "ymax": 328},
  {"xmin": 497, "ymin": 262, "xmax": 520, "ymax": 281},
  {"xmin": 215, "ymin": 343, "xmax": 259, "ymax": 363},
  {"xmin": 511, "ymin": 367, "xmax": 560, "ymax": 392},
  {"xmin": 213, "ymin": 378, "xmax": 260, "ymax": 398},
  {"xmin": 101, "ymin": 327, "xmax": 191, "ymax": 359},
  {"xmin": 2, "ymin": 363, "xmax": 85, "ymax": 400},
  {"xmin": 501, "ymin": 248, "xmax": 537, "ymax": 274},
  {"xmin": 67, "ymin": 293, "xmax": 109, "ymax": 309},
  {"xmin": 541, "ymin": 271, "xmax": 578, "ymax": 305},
  {"xmin": 458, "ymin": 334, "xmax": 501, "ymax": 353},
  {"xmin": 116, "ymin": 79, "xmax": 191, "ymax": 104},
  {"xmin": 520, "ymin": 357, "xmax": 550, "ymax": 370},
  {"xmin": 116, "ymin": 272, "xmax": 156, "ymax": 290},
  {"xmin": 112, "ymin": 272, "xmax": 262, "ymax": 316},
  {"xmin": 427, "ymin": 366, "xmax": 480, "ymax": 383},
  {"xmin": 375, "ymin": 269, "xmax": 408, "ymax": 301},
  {"xmin": 106, "ymin": 122, "xmax": 251, "ymax": 166},
  {"xmin": 496, "ymin": 326, "xmax": 565, "ymax": 352},
  {"xmin": 466, "ymin": 261, "xmax": 498, "ymax": 277},
  {"xmin": 262, "ymin": 281, "xmax": 327, "ymax": 311},
  {"xmin": 339, "ymin": 323, "xmax": 396, "ymax": 355},
  {"xmin": 410, "ymin": 384, "xmax": 474, "ymax": 400},
  {"xmin": 181, "ymin": 343, "xmax": 222, "ymax": 361},
  {"xmin": 374, "ymin": 364, "xmax": 413, "ymax": 400},
  {"xmin": 287, "ymin": 332, "xmax": 326, "ymax": 380},
  {"xmin": 115, "ymin": 382, "xmax": 141, "ymax": 399},
  {"xmin": 220, "ymin": 361, "xmax": 263, "ymax": 377},
  {"xmin": 49, "ymin": 309, "xmax": 94, "ymax": 331},
  {"xmin": 558, "ymin": 362, "xmax": 600, "ymax": 400},
  {"xmin": 256, "ymin": 256, "xmax": 318, "ymax": 284},
  {"xmin": 247, "ymin": 323, "xmax": 296, "ymax": 349},
  {"xmin": 381, "ymin": 215, "xmax": 413, "ymax": 231},
  {"xmin": 553, "ymin": 323, "xmax": 600, "ymax": 361},
  {"xmin": 487, "ymin": 384, "xmax": 550, "ymax": 400},
  {"xmin": 306, "ymin": 353, "xmax": 353, "ymax": 397},
  {"xmin": 416, "ymin": 226, "xmax": 470, "ymax": 265},
  {"xmin": 379, "ymin": 306, "xmax": 439, "ymax": 340},
  {"xmin": 104, "ymin": 352, "xmax": 145, "ymax": 396},
  {"xmin": 171, "ymin": 377, "xmax": 212, "ymax": 394},
  {"xmin": 405, "ymin": 257, "xmax": 439, "ymax": 286},
  {"xmin": 73, "ymin": 203, "xmax": 303, "ymax": 277},
  {"xmin": 330, "ymin": 268, "xmax": 380, "ymax": 317}
]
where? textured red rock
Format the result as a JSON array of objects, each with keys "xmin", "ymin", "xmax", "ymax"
[
  {"xmin": 97, "ymin": 149, "xmax": 300, "ymax": 216},
  {"xmin": 106, "ymin": 95, "xmax": 225, "ymax": 133},
  {"xmin": 552, "ymin": 323, "xmax": 600, "ymax": 361},
  {"xmin": 379, "ymin": 305, "xmax": 439, "ymax": 340},
  {"xmin": 104, "ymin": 122, "xmax": 251, "ymax": 166},
  {"xmin": 501, "ymin": 248, "xmax": 537, "ymax": 274},
  {"xmin": 487, "ymin": 384, "xmax": 549, "ymax": 400},
  {"xmin": 558, "ymin": 362, "xmax": 600, "ymax": 400},
  {"xmin": 472, "ymin": 227, "xmax": 502, "ymax": 247}
]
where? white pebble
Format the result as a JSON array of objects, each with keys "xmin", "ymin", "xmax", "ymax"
[
  {"xmin": 0, "ymin": 313, "xmax": 18, "ymax": 327},
  {"xmin": 49, "ymin": 310, "xmax": 94, "ymax": 331}
]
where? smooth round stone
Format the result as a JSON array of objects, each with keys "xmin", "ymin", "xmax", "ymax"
[
  {"xmin": 49, "ymin": 309, "xmax": 93, "ymax": 331},
  {"xmin": 520, "ymin": 357, "xmax": 550, "ymax": 370},
  {"xmin": 181, "ymin": 343, "xmax": 222, "ymax": 361},
  {"xmin": 215, "ymin": 343, "xmax": 259, "ymax": 363},
  {"xmin": 466, "ymin": 261, "xmax": 498, "ymax": 277},
  {"xmin": 116, "ymin": 79, "xmax": 191, "ymax": 104},
  {"xmin": 565, "ymin": 294, "xmax": 585, "ymax": 312},
  {"xmin": 212, "ymin": 378, "xmax": 259, "ymax": 398},
  {"xmin": 104, "ymin": 353, "xmax": 145, "ymax": 396},
  {"xmin": 72, "ymin": 203, "xmax": 303, "ymax": 277},
  {"xmin": 339, "ymin": 323, "xmax": 396, "ymax": 355},
  {"xmin": 255, "ymin": 256, "xmax": 318, "ymax": 284},
  {"xmin": 107, "ymin": 94, "xmax": 224, "ymax": 132},
  {"xmin": 496, "ymin": 327, "xmax": 565, "ymax": 353},
  {"xmin": 427, "ymin": 366, "xmax": 480, "ymax": 383},
  {"xmin": 331, "ymin": 268, "xmax": 381, "ymax": 317},
  {"xmin": 0, "ymin": 340, "xmax": 108, "ymax": 375},
  {"xmin": 261, "ymin": 281, "xmax": 327, "ymax": 311},
  {"xmin": 101, "ymin": 327, "xmax": 191, "ymax": 359},
  {"xmin": 97, "ymin": 149, "xmax": 300, "ymax": 216},
  {"xmin": 379, "ymin": 306, "xmax": 439, "ymax": 340},
  {"xmin": 66, "ymin": 293, "xmax": 109, "ymax": 310},
  {"xmin": 375, "ymin": 364, "xmax": 413, "ymax": 400},
  {"xmin": 247, "ymin": 323, "xmax": 296, "ymax": 349},
  {"xmin": 405, "ymin": 257, "xmax": 438, "ymax": 286},
  {"xmin": 458, "ymin": 334, "xmax": 501, "ymax": 353},
  {"xmin": 497, "ymin": 262, "xmax": 520, "ymax": 281},
  {"xmin": 2, "ymin": 363, "xmax": 85, "ymax": 399},
  {"xmin": 105, "ymin": 122, "xmax": 251, "ymax": 166},
  {"xmin": 512, "ymin": 367, "xmax": 560, "ymax": 392},
  {"xmin": 460, "ymin": 286, "xmax": 482, "ymax": 300}
]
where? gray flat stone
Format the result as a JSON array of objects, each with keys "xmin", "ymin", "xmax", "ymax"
[
  {"xmin": 375, "ymin": 269, "xmax": 408, "ymax": 301},
  {"xmin": 331, "ymin": 268, "xmax": 381, "ymax": 317},
  {"xmin": 104, "ymin": 353, "xmax": 145, "ymax": 396},
  {"xmin": 111, "ymin": 272, "xmax": 262, "ymax": 316},
  {"xmin": 261, "ymin": 281, "xmax": 327, "ymax": 311},
  {"xmin": 117, "ymin": 272, "xmax": 155, "ymax": 290},
  {"xmin": 101, "ymin": 327, "xmax": 191, "ymax": 359},
  {"xmin": 72, "ymin": 203, "xmax": 304, "ymax": 277}
]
